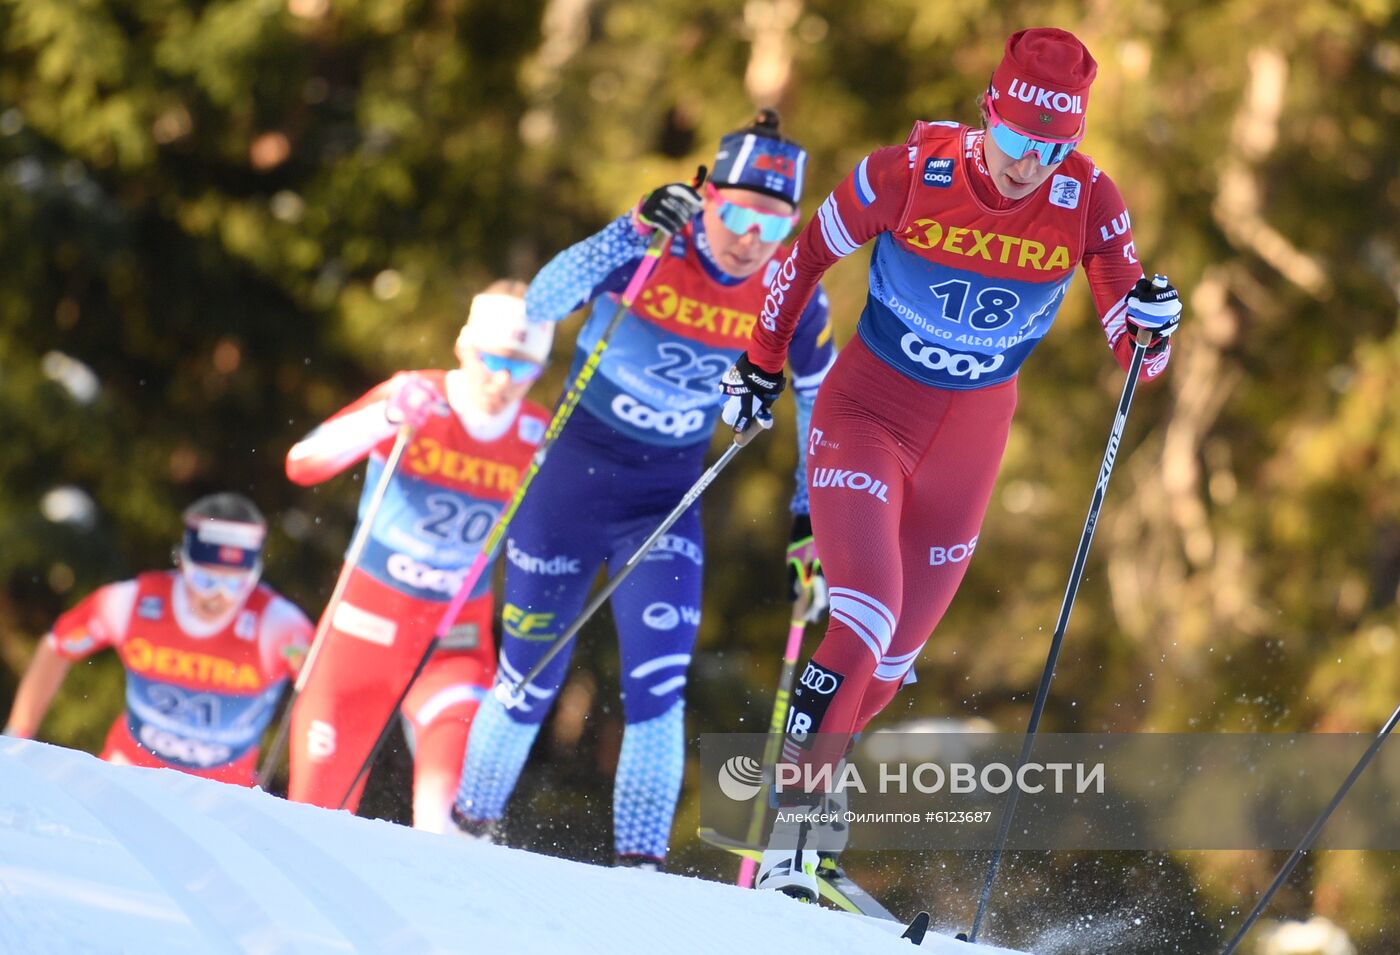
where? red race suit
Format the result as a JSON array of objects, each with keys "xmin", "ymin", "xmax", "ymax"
[
  {"xmin": 748, "ymin": 123, "xmax": 1167, "ymax": 778},
  {"xmin": 285, "ymin": 369, "xmax": 549, "ymax": 827},
  {"xmin": 49, "ymin": 571, "xmax": 311, "ymax": 786}
]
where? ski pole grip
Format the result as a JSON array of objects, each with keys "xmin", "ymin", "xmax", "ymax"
[
  {"xmin": 1135, "ymin": 273, "xmax": 1171, "ymax": 347},
  {"xmin": 692, "ymin": 164, "xmax": 708, "ymax": 189},
  {"xmin": 733, "ymin": 417, "xmax": 767, "ymax": 448}
]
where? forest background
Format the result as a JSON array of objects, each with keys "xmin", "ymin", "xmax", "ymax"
[{"xmin": 1, "ymin": 0, "xmax": 1398, "ymax": 951}]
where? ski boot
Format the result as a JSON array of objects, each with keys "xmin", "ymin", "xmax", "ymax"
[
  {"xmin": 615, "ymin": 854, "xmax": 664, "ymax": 872},
  {"xmin": 755, "ymin": 807, "xmax": 819, "ymax": 902},
  {"xmin": 813, "ymin": 785, "xmax": 850, "ymax": 881},
  {"xmin": 448, "ymin": 802, "xmax": 499, "ymax": 843}
]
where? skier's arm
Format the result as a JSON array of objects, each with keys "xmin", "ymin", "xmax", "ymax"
[
  {"xmin": 1081, "ymin": 170, "xmax": 1171, "ymax": 381},
  {"xmin": 748, "ymin": 146, "xmax": 913, "ymax": 373},
  {"xmin": 4, "ymin": 640, "xmax": 71, "ymax": 738},
  {"xmin": 7, "ymin": 581, "xmax": 135, "ymax": 737},
  {"xmin": 258, "ymin": 595, "xmax": 315, "ymax": 679},
  {"xmin": 285, "ymin": 381, "xmax": 397, "ymax": 486},
  {"xmin": 523, "ymin": 215, "xmax": 653, "ymax": 325}
]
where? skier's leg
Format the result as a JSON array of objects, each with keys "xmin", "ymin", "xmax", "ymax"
[
  {"xmin": 451, "ymin": 437, "xmax": 610, "ymax": 832},
  {"xmin": 607, "ymin": 501, "xmax": 704, "ymax": 867},
  {"xmin": 756, "ymin": 438, "xmax": 905, "ymax": 897},
  {"xmin": 402, "ymin": 646, "xmax": 493, "ymax": 834},
  {"xmin": 779, "ymin": 396, "xmax": 913, "ymax": 777},
  {"xmin": 852, "ymin": 378, "xmax": 1018, "ymax": 730},
  {"xmin": 289, "ymin": 571, "xmax": 432, "ymax": 812},
  {"xmin": 451, "ymin": 565, "xmax": 600, "ymax": 832},
  {"xmin": 757, "ymin": 347, "xmax": 916, "ymax": 897}
]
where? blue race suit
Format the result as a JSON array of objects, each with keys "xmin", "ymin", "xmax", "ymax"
[{"xmin": 455, "ymin": 213, "xmax": 834, "ymax": 861}]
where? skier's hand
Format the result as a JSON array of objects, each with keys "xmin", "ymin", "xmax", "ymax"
[
  {"xmin": 635, "ymin": 181, "xmax": 704, "ymax": 236},
  {"xmin": 720, "ymin": 352, "xmax": 785, "ymax": 433},
  {"xmin": 385, "ymin": 373, "xmax": 447, "ymax": 430},
  {"xmin": 493, "ymin": 677, "xmax": 527, "ymax": 710},
  {"xmin": 1125, "ymin": 274, "xmax": 1182, "ymax": 352},
  {"xmin": 280, "ymin": 643, "xmax": 308, "ymax": 676},
  {"xmin": 786, "ymin": 514, "xmax": 828, "ymax": 622}
]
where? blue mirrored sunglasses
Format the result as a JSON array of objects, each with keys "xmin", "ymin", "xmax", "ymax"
[
  {"xmin": 182, "ymin": 561, "xmax": 259, "ymax": 596},
  {"xmin": 706, "ymin": 184, "xmax": 798, "ymax": 242},
  {"xmin": 478, "ymin": 352, "xmax": 542, "ymax": 382},
  {"xmin": 985, "ymin": 94, "xmax": 1080, "ymax": 166}
]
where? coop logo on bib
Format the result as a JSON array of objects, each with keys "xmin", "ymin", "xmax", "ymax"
[
  {"xmin": 138, "ymin": 724, "xmax": 231, "ymax": 768},
  {"xmin": 922, "ymin": 157, "xmax": 954, "ymax": 188},
  {"xmin": 611, "ymin": 395, "xmax": 706, "ymax": 437},
  {"xmin": 387, "ymin": 552, "xmax": 466, "ymax": 595},
  {"xmin": 901, "ymin": 334, "xmax": 1005, "ymax": 381}
]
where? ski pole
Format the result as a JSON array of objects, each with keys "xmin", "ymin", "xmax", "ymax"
[
  {"xmin": 967, "ymin": 324, "xmax": 1156, "ymax": 943},
  {"xmin": 498, "ymin": 418, "xmax": 766, "ymax": 706},
  {"xmin": 737, "ymin": 588, "xmax": 812, "ymax": 888},
  {"xmin": 425, "ymin": 167, "xmax": 707, "ymax": 645},
  {"xmin": 1217, "ymin": 700, "xmax": 1400, "ymax": 955},
  {"xmin": 257, "ymin": 421, "xmax": 416, "ymax": 790}
]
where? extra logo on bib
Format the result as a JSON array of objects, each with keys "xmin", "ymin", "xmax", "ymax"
[{"xmin": 922, "ymin": 157, "xmax": 954, "ymax": 188}]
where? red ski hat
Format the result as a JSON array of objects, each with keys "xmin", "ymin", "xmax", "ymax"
[{"xmin": 988, "ymin": 28, "xmax": 1097, "ymax": 140}]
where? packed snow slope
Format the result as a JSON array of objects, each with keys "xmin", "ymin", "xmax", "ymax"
[{"xmin": 0, "ymin": 739, "xmax": 1029, "ymax": 955}]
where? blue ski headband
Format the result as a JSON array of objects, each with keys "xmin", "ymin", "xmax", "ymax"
[
  {"xmin": 711, "ymin": 132, "xmax": 807, "ymax": 206},
  {"xmin": 182, "ymin": 517, "xmax": 265, "ymax": 569}
]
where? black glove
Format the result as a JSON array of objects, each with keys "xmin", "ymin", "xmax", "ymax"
[
  {"xmin": 720, "ymin": 352, "xmax": 786, "ymax": 433},
  {"xmin": 786, "ymin": 514, "xmax": 829, "ymax": 621},
  {"xmin": 636, "ymin": 181, "xmax": 704, "ymax": 236},
  {"xmin": 1125, "ymin": 274, "xmax": 1182, "ymax": 351}
]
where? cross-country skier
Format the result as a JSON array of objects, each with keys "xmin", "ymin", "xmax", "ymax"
[
  {"xmin": 284, "ymin": 282, "xmax": 553, "ymax": 831},
  {"xmin": 4, "ymin": 493, "xmax": 313, "ymax": 786},
  {"xmin": 718, "ymin": 28, "xmax": 1185, "ymax": 898},
  {"xmin": 450, "ymin": 110, "xmax": 836, "ymax": 868}
]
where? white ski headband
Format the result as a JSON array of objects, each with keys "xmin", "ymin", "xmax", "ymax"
[{"xmin": 457, "ymin": 293, "xmax": 553, "ymax": 364}]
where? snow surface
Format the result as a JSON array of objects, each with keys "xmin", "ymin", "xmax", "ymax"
[{"xmin": 0, "ymin": 739, "xmax": 1031, "ymax": 954}]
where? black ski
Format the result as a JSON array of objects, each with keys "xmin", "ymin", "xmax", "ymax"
[
  {"xmin": 900, "ymin": 911, "xmax": 931, "ymax": 945},
  {"xmin": 696, "ymin": 826, "xmax": 902, "ymax": 923}
]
